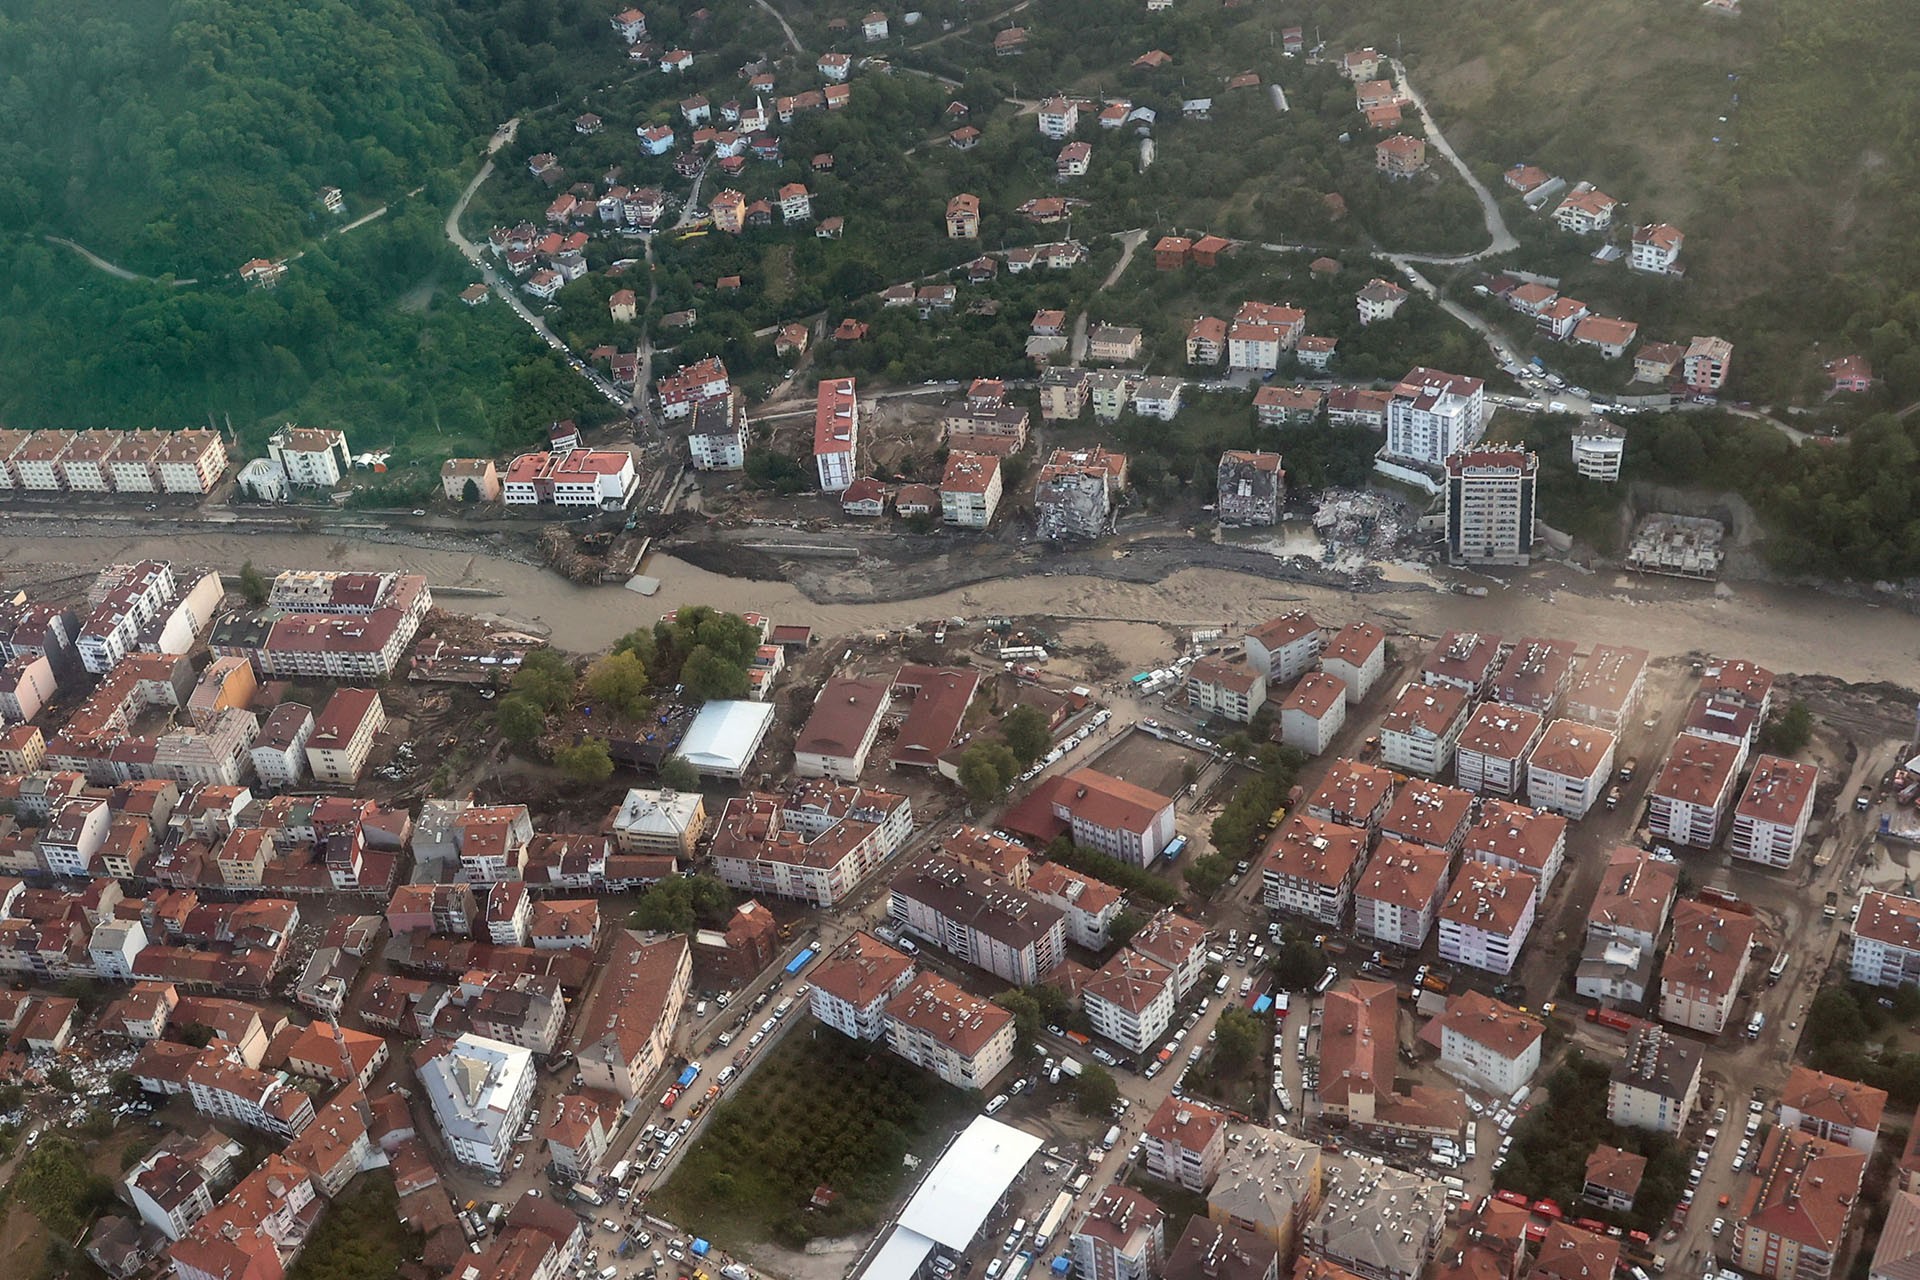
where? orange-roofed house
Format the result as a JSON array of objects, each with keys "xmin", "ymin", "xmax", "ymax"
[
  {"xmin": 1279, "ymin": 671, "xmax": 1347, "ymax": 755},
  {"xmin": 1050, "ymin": 768, "xmax": 1178, "ymax": 867}
]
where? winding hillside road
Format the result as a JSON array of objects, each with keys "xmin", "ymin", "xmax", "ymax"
[
  {"xmin": 754, "ymin": 0, "xmax": 803, "ymax": 55},
  {"xmin": 44, "ymin": 236, "xmax": 198, "ymax": 286},
  {"xmin": 1386, "ymin": 58, "xmax": 1518, "ymax": 263}
]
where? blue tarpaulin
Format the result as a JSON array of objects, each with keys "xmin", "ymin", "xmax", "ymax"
[
  {"xmin": 692, "ymin": 1240, "xmax": 711, "ymax": 1257},
  {"xmin": 1051, "ymin": 1258, "xmax": 1071, "ymax": 1275}
]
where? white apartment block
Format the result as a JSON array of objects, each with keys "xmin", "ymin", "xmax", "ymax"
[
  {"xmin": 1051, "ymin": 769, "xmax": 1178, "ymax": 868},
  {"xmin": 1525, "ymin": 720, "xmax": 1616, "ymax": 818},
  {"xmin": 1380, "ymin": 682, "xmax": 1469, "ymax": 776},
  {"xmin": 808, "ymin": 931, "xmax": 916, "ymax": 1040},
  {"xmin": 1437, "ymin": 864, "xmax": 1537, "ymax": 975},
  {"xmin": 1728, "ymin": 755, "xmax": 1819, "ymax": 867},
  {"xmin": 885, "ymin": 972, "xmax": 1016, "ymax": 1090},
  {"xmin": 1454, "ymin": 703, "xmax": 1544, "ymax": 796},
  {"xmin": 1319, "ymin": 621, "xmax": 1386, "ymax": 704},
  {"xmin": 1435, "ymin": 992, "xmax": 1544, "ymax": 1096},
  {"xmin": 1850, "ymin": 891, "xmax": 1920, "ymax": 989},
  {"xmin": 1279, "ymin": 671, "xmax": 1346, "ymax": 756},
  {"xmin": 688, "ymin": 395, "xmax": 749, "ymax": 469},
  {"xmin": 1261, "ymin": 815, "xmax": 1370, "ymax": 928},
  {"xmin": 267, "ymin": 426, "xmax": 350, "ymax": 487},
  {"xmin": 1082, "ymin": 949, "xmax": 1175, "ymax": 1055},
  {"xmin": 1608, "ymin": 1025, "xmax": 1702, "ymax": 1136},
  {"xmin": 1659, "ymin": 900, "xmax": 1754, "ymax": 1035},
  {"xmin": 1353, "ymin": 839, "xmax": 1450, "ymax": 951},
  {"xmin": 1243, "ymin": 612, "xmax": 1323, "ymax": 683},
  {"xmin": 1188, "ymin": 656, "xmax": 1268, "ymax": 725},
  {"xmin": 1385, "ymin": 368, "xmax": 1487, "ymax": 467},
  {"xmin": 815, "ymin": 378, "xmax": 860, "ymax": 492},
  {"xmin": 1647, "ymin": 735, "xmax": 1741, "ymax": 849},
  {"xmin": 420, "ymin": 1034, "xmax": 535, "ymax": 1174}
]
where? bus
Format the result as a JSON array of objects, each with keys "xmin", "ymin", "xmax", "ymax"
[
  {"xmin": 1768, "ymin": 951, "xmax": 1790, "ymax": 983},
  {"xmin": 784, "ymin": 947, "xmax": 816, "ymax": 977}
]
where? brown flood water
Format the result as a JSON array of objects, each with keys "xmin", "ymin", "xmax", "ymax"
[{"xmin": 1, "ymin": 530, "xmax": 1915, "ymax": 686}]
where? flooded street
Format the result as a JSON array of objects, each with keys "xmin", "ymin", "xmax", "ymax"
[{"xmin": 2, "ymin": 528, "xmax": 1916, "ymax": 686}]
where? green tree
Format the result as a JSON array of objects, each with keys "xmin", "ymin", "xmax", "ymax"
[
  {"xmin": 584, "ymin": 650, "xmax": 651, "ymax": 721},
  {"xmin": 554, "ymin": 737, "xmax": 614, "ymax": 785},
  {"xmin": 1184, "ymin": 853, "xmax": 1233, "ymax": 899},
  {"xmin": 1895, "ymin": 983, "xmax": 1920, "ymax": 1021},
  {"xmin": 1002, "ymin": 705, "xmax": 1052, "ymax": 764},
  {"xmin": 680, "ymin": 644, "xmax": 751, "ymax": 701},
  {"xmin": 658, "ymin": 757, "xmax": 702, "ymax": 791},
  {"xmin": 461, "ymin": 477, "xmax": 480, "ymax": 504},
  {"xmin": 630, "ymin": 874, "xmax": 734, "ymax": 933},
  {"xmin": 614, "ymin": 627, "xmax": 659, "ymax": 667},
  {"xmin": 1759, "ymin": 700, "xmax": 1815, "ymax": 755},
  {"xmin": 994, "ymin": 988, "xmax": 1045, "ymax": 1048},
  {"xmin": 1073, "ymin": 1064, "xmax": 1119, "ymax": 1115},
  {"xmin": 496, "ymin": 694, "xmax": 545, "ymax": 746},
  {"xmin": 958, "ymin": 741, "xmax": 1019, "ymax": 804},
  {"xmin": 1270, "ymin": 930, "xmax": 1327, "ymax": 992},
  {"xmin": 237, "ymin": 560, "xmax": 270, "ymax": 606},
  {"xmin": 513, "ymin": 648, "xmax": 576, "ymax": 713},
  {"xmin": 1212, "ymin": 1007, "xmax": 1263, "ymax": 1073},
  {"xmin": 1109, "ymin": 907, "xmax": 1146, "ymax": 948}
]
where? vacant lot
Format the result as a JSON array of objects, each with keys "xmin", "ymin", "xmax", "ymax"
[
  {"xmin": 652, "ymin": 1031, "xmax": 975, "ymax": 1248},
  {"xmin": 1086, "ymin": 729, "xmax": 1207, "ymax": 800}
]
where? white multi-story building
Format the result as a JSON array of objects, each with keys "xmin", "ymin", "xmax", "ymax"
[
  {"xmin": 1036, "ymin": 95, "xmax": 1079, "ymax": 139},
  {"xmin": 502, "ymin": 449, "xmax": 638, "ymax": 508},
  {"xmin": 889, "ymin": 854, "xmax": 1066, "ymax": 985},
  {"xmin": 1629, "ymin": 223, "xmax": 1683, "ymax": 275},
  {"xmin": 1572, "ymin": 429, "xmax": 1625, "ymax": 481},
  {"xmin": 1565, "ymin": 644, "xmax": 1649, "ymax": 731},
  {"xmin": 1437, "ymin": 863, "xmax": 1537, "ymax": 975},
  {"xmin": 1608, "ymin": 1024, "xmax": 1702, "ymax": 1136},
  {"xmin": 1082, "ymin": 948, "xmax": 1175, "ymax": 1054},
  {"xmin": 1279, "ymin": 671, "xmax": 1346, "ymax": 755},
  {"xmin": 1445, "ymin": 447, "xmax": 1537, "ymax": 566},
  {"xmin": 1463, "ymin": 800, "xmax": 1568, "ymax": 902},
  {"xmin": 1189, "ymin": 655, "xmax": 1269, "ymax": 725},
  {"xmin": 1319, "ymin": 621, "xmax": 1386, "ymax": 704},
  {"xmin": 1261, "ymin": 815, "xmax": 1370, "ymax": 928},
  {"xmin": 1850, "ymin": 890, "xmax": 1920, "ymax": 989},
  {"xmin": 1243, "ymin": 611, "xmax": 1323, "ymax": 682},
  {"xmin": 688, "ymin": 394, "xmax": 749, "ymax": 470},
  {"xmin": 1659, "ymin": 900, "xmax": 1755, "ymax": 1034},
  {"xmin": 1729, "ymin": 755, "xmax": 1819, "ymax": 867},
  {"xmin": 940, "ymin": 451, "xmax": 1003, "ymax": 527},
  {"xmin": 1525, "ymin": 719, "xmax": 1616, "ymax": 818},
  {"xmin": 1029, "ymin": 861, "xmax": 1126, "ymax": 951},
  {"xmin": 884, "ymin": 972, "xmax": 1016, "ymax": 1089},
  {"xmin": 1454, "ymin": 703, "xmax": 1544, "ymax": 796},
  {"xmin": 1379, "ymin": 682, "xmax": 1470, "ymax": 776},
  {"xmin": 1385, "ymin": 368, "xmax": 1487, "ymax": 467},
  {"xmin": 710, "ymin": 785, "xmax": 913, "ymax": 908},
  {"xmin": 808, "ymin": 930, "xmax": 916, "ymax": 1040},
  {"xmin": 1142, "ymin": 1095, "xmax": 1228, "ymax": 1193},
  {"xmin": 249, "ymin": 703, "xmax": 314, "ymax": 790},
  {"xmin": 1072, "ymin": 1186, "xmax": 1165, "ymax": 1280},
  {"xmin": 420, "ymin": 1033, "xmax": 535, "ymax": 1174},
  {"xmin": 1647, "ymin": 735, "xmax": 1742, "ymax": 848},
  {"xmin": 1352, "ymin": 838, "xmax": 1450, "ymax": 950},
  {"xmin": 1049, "ymin": 768, "xmax": 1178, "ymax": 867},
  {"xmin": 814, "ymin": 377, "xmax": 860, "ymax": 492},
  {"xmin": 1435, "ymin": 991, "xmax": 1543, "ymax": 1096},
  {"xmin": 266, "ymin": 426, "xmax": 350, "ymax": 488}
]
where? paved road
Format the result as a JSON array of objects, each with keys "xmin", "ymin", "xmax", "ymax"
[
  {"xmin": 1387, "ymin": 59, "xmax": 1518, "ymax": 262},
  {"xmin": 1068, "ymin": 228, "xmax": 1147, "ymax": 366},
  {"xmin": 752, "ymin": 0, "xmax": 804, "ymax": 54}
]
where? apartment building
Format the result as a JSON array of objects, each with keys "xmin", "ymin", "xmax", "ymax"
[
  {"xmin": 1279, "ymin": 671, "xmax": 1346, "ymax": 755},
  {"xmin": 1460, "ymin": 800, "xmax": 1567, "ymax": 903},
  {"xmin": 1048, "ymin": 768, "xmax": 1178, "ymax": 867},
  {"xmin": 1260, "ymin": 814, "xmax": 1371, "ymax": 927},
  {"xmin": 1243, "ymin": 611, "xmax": 1323, "ymax": 682},
  {"xmin": 888, "ymin": 853, "xmax": 1067, "ymax": 984},
  {"xmin": 1729, "ymin": 755, "xmax": 1820, "ymax": 867},
  {"xmin": 1385, "ymin": 368, "xmax": 1488, "ymax": 467},
  {"xmin": 1659, "ymin": 899, "xmax": 1756, "ymax": 1034},
  {"xmin": 1421, "ymin": 630, "xmax": 1505, "ymax": 699},
  {"xmin": 1129, "ymin": 909, "xmax": 1212, "ymax": 999},
  {"xmin": 1082, "ymin": 948, "xmax": 1175, "ymax": 1054},
  {"xmin": 305, "ymin": 688, "xmax": 385, "ymax": 784},
  {"xmin": 1434, "ymin": 991, "xmax": 1544, "ymax": 1095},
  {"xmin": 1188, "ymin": 655, "xmax": 1268, "ymax": 724},
  {"xmin": 1306, "ymin": 1162, "xmax": 1447, "ymax": 1280},
  {"xmin": 501, "ymin": 448, "xmax": 638, "ymax": 508},
  {"xmin": 1073, "ymin": 1186, "xmax": 1166, "ymax": 1280},
  {"xmin": 1564, "ymin": 645, "xmax": 1649, "ymax": 731},
  {"xmin": 1437, "ymin": 863, "xmax": 1538, "ymax": 975},
  {"xmin": 808, "ymin": 930, "xmax": 916, "ymax": 1040},
  {"xmin": 794, "ymin": 674, "xmax": 892, "ymax": 780},
  {"xmin": 1851, "ymin": 890, "xmax": 1920, "ymax": 989},
  {"xmin": 688, "ymin": 393, "xmax": 750, "ymax": 470},
  {"xmin": 1526, "ymin": 720, "xmax": 1616, "ymax": 818},
  {"xmin": 1608, "ymin": 1024, "xmax": 1703, "ymax": 1135},
  {"xmin": 1379, "ymin": 681, "xmax": 1470, "ymax": 776},
  {"xmin": 267, "ymin": 426, "xmax": 350, "ymax": 488},
  {"xmin": 1353, "ymin": 839, "xmax": 1451, "ymax": 950},
  {"xmin": 542, "ymin": 1090, "xmax": 621, "ymax": 1182},
  {"xmin": 1304, "ymin": 758, "xmax": 1397, "ymax": 833},
  {"xmin": 1380, "ymin": 780, "xmax": 1475, "ymax": 855},
  {"xmin": 420, "ymin": 1033, "xmax": 535, "ymax": 1173},
  {"xmin": 1205, "ymin": 1130, "xmax": 1324, "ymax": 1259},
  {"xmin": 1143, "ymin": 1094, "xmax": 1228, "ymax": 1193},
  {"xmin": 884, "ymin": 971, "xmax": 1016, "ymax": 1089},
  {"xmin": 814, "ymin": 377, "xmax": 861, "ymax": 492},
  {"xmin": 1028, "ymin": 861, "xmax": 1125, "ymax": 950},
  {"xmin": 609, "ymin": 787, "xmax": 708, "ymax": 857},
  {"xmin": 1487, "ymin": 638, "xmax": 1576, "ymax": 716},
  {"xmin": 940, "ymin": 451, "xmax": 1003, "ymax": 527},
  {"xmin": 1647, "ymin": 735, "xmax": 1742, "ymax": 848},
  {"xmin": 1319, "ymin": 621, "xmax": 1386, "ymax": 704},
  {"xmin": 709, "ymin": 785, "xmax": 913, "ymax": 908},
  {"xmin": 1445, "ymin": 448, "xmax": 1537, "ymax": 566},
  {"xmin": 1779, "ymin": 1066, "xmax": 1887, "ymax": 1154},
  {"xmin": 1729, "ymin": 1128, "xmax": 1866, "ymax": 1280},
  {"xmin": 573, "ymin": 934, "xmax": 690, "ymax": 1099},
  {"xmin": 1455, "ymin": 704, "xmax": 1544, "ymax": 796}
]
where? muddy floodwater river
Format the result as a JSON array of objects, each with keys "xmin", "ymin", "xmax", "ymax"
[{"xmin": 3, "ymin": 528, "xmax": 1917, "ymax": 686}]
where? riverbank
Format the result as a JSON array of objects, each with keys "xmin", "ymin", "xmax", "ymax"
[{"xmin": 2, "ymin": 527, "xmax": 1915, "ymax": 687}]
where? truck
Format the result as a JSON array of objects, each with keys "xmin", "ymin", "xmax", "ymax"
[
  {"xmin": 1101, "ymin": 1125, "xmax": 1121, "ymax": 1150},
  {"xmin": 676, "ymin": 1063, "xmax": 701, "ymax": 1089},
  {"xmin": 1585, "ymin": 1007, "xmax": 1638, "ymax": 1032},
  {"xmin": 1824, "ymin": 891, "xmax": 1840, "ymax": 919},
  {"xmin": 1746, "ymin": 1011, "xmax": 1766, "ymax": 1039},
  {"xmin": 572, "ymin": 1182, "xmax": 605, "ymax": 1206},
  {"xmin": 1035, "ymin": 1191, "xmax": 1075, "ymax": 1248},
  {"xmin": 1059, "ymin": 1058, "xmax": 1083, "ymax": 1079},
  {"xmin": 610, "ymin": 1160, "xmax": 631, "ymax": 1185},
  {"xmin": 1162, "ymin": 836, "xmax": 1188, "ymax": 864}
]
